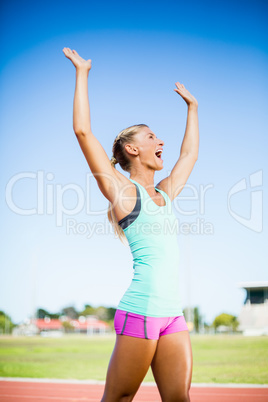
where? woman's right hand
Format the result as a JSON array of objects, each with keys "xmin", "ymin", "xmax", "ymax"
[{"xmin": 62, "ymin": 48, "xmax": 92, "ymax": 72}]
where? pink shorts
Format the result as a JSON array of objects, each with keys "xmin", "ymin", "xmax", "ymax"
[{"xmin": 114, "ymin": 309, "xmax": 188, "ymax": 340}]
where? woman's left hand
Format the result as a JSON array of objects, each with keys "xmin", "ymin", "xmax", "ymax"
[
  {"xmin": 63, "ymin": 48, "xmax": 92, "ymax": 72},
  {"xmin": 174, "ymin": 82, "xmax": 198, "ymax": 108}
]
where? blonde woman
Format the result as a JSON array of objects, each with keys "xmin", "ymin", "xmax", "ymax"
[{"xmin": 63, "ymin": 47, "xmax": 199, "ymax": 402}]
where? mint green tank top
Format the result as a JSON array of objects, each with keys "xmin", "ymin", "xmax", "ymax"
[{"xmin": 117, "ymin": 178, "xmax": 184, "ymax": 317}]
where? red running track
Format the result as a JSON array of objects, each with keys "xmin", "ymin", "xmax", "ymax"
[{"xmin": 0, "ymin": 380, "xmax": 268, "ymax": 401}]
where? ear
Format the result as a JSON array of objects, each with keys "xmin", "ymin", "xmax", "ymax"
[{"xmin": 125, "ymin": 144, "xmax": 139, "ymax": 156}]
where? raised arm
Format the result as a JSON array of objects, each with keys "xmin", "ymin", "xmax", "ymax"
[
  {"xmin": 62, "ymin": 48, "xmax": 124, "ymax": 202},
  {"xmin": 156, "ymin": 82, "xmax": 199, "ymax": 201}
]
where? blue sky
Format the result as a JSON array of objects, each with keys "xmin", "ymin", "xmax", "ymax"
[{"xmin": 0, "ymin": 0, "xmax": 267, "ymax": 325}]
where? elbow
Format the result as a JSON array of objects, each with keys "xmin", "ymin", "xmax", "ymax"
[
  {"xmin": 73, "ymin": 126, "xmax": 92, "ymax": 137},
  {"xmin": 190, "ymin": 151, "xmax": 198, "ymax": 162},
  {"xmin": 73, "ymin": 124, "xmax": 84, "ymax": 136},
  {"xmin": 182, "ymin": 152, "xmax": 198, "ymax": 161},
  {"xmin": 74, "ymin": 129, "xmax": 84, "ymax": 137}
]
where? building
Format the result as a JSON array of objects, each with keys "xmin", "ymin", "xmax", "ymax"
[
  {"xmin": 36, "ymin": 317, "xmax": 64, "ymax": 337},
  {"xmin": 237, "ymin": 281, "xmax": 268, "ymax": 336},
  {"xmin": 68, "ymin": 315, "xmax": 111, "ymax": 335},
  {"xmin": 12, "ymin": 315, "xmax": 111, "ymax": 337}
]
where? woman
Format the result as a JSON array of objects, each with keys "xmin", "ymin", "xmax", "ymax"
[{"xmin": 63, "ymin": 47, "xmax": 199, "ymax": 402}]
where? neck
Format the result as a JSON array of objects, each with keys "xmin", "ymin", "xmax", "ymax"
[{"xmin": 129, "ymin": 168, "xmax": 156, "ymax": 191}]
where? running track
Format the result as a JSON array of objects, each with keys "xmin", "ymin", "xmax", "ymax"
[{"xmin": 0, "ymin": 379, "xmax": 268, "ymax": 402}]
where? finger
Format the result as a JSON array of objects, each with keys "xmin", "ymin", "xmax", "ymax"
[
  {"xmin": 63, "ymin": 49, "xmax": 74, "ymax": 60},
  {"xmin": 62, "ymin": 48, "xmax": 70, "ymax": 56},
  {"xmin": 63, "ymin": 48, "xmax": 72, "ymax": 55}
]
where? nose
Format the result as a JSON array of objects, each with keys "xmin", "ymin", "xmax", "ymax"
[{"xmin": 158, "ymin": 138, "xmax": 164, "ymax": 147}]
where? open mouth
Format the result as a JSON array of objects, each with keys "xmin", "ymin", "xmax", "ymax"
[{"xmin": 155, "ymin": 150, "xmax": 163, "ymax": 159}]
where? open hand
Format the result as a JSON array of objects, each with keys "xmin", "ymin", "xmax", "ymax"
[
  {"xmin": 174, "ymin": 82, "xmax": 198, "ymax": 107},
  {"xmin": 62, "ymin": 48, "xmax": 92, "ymax": 72}
]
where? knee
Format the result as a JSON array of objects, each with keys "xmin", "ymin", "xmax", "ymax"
[
  {"xmin": 163, "ymin": 389, "xmax": 190, "ymax": 402},
  {"xmin": 180, "ymin": 391, "xmax": 190, "ymax": 402},
  {"xmin": 178, "ymin": 389, "xmax": 190, "ymax": 402},
  {"xmin": 118, "ymin": 394, "xmax": 136, "ymax": 402},
  {"xmin": 101, "ymin": 391, "xmax": 136, "ymax": 402}
]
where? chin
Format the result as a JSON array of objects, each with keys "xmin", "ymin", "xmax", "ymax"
[{"xmin": 156, "ymin": 161, "xmax": 164, "ymax": 170}]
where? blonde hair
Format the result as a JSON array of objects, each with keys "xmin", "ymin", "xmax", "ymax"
[{"xmin": 107, "ymin": 124, "xmax": 148, "ymax": 244}]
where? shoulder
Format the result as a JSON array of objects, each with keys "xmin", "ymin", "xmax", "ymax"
[
  {"xmin": 155, "ymin": 178, "xmax": 173, "ymax": 202},
  {"xmin": 112, "ymin": 170, "xmax": 137, "ymax": 199},
  {"xmin": 111, "ymin": 172, "xmax": 139, "ymax": 223},
  {"xmin": 114, "ymin": 169, "xmax": 135, "ymax": 189}
]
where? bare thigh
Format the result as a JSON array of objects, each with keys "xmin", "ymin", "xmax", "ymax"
[
  {"xmin": 101, "ymin": 334, "xmax": 158, "ymax": 402},
  {"xmin": 151, "ymin": 330, "xmax": 193, "ymax": 402}
]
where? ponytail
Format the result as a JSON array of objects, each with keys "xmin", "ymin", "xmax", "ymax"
[
  {"xmin": 110, "ymin": 156, "xmax": 118, "ymax": 168},
  {"xmin": 107, "ymin": 156, "xmax": 128, "ymax": 245}
]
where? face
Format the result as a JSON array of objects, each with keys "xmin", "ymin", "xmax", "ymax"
[{"xmin": 126, "ymin": 127, "xmax": 165, "ymax": 170}]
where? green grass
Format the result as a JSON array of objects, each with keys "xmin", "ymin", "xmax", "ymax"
[
  {"xmin": 0, "ymin": 334, "xmax": 267, "ymax": 384},
  {"xmin": 191, "ymin": 334, "xmax": 268, "ymax": 384}
]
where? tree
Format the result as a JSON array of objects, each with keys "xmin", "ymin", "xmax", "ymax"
[
  {"xmin": 0, "ymin": 311, "xmax": 15, "ymax": 334},
  {"xmin": 79, "ymin": 305, "xmax": 117, "ymax": 322},
  {"xmin": 107, "ymin": 307, "xmax": 116, "ymax": 320},
  {"xmin": 37, "ymin": 308, "xmax": 60, "ymax": 319},
  {"xmin": 61, "ymin": 321, "xmax": 74, "ymax": 333},
  {"xmin": 212, "ymin": 313, "xmax": 239, "ymax": 332},
  {"xmin": 183, "ymin": 306, "xmax": 202, "ymax": 333},
  {"xmin": 193, "ymin": 307, "xmax": 200, "ymax": 333},
  {"xmin": 37, "ymin": 308, "xmax": 49, "ymax": 319},
  {"xmin": 94, "ymin": 306, "xmax": 109, "ymax": 321},
  {"xmin": 62, "ymin": 306, "xmax": 79, "ymax": 319},
  {"xmin": 79, "ymin": 305, "xmax": 96, "ymax": 317}
]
